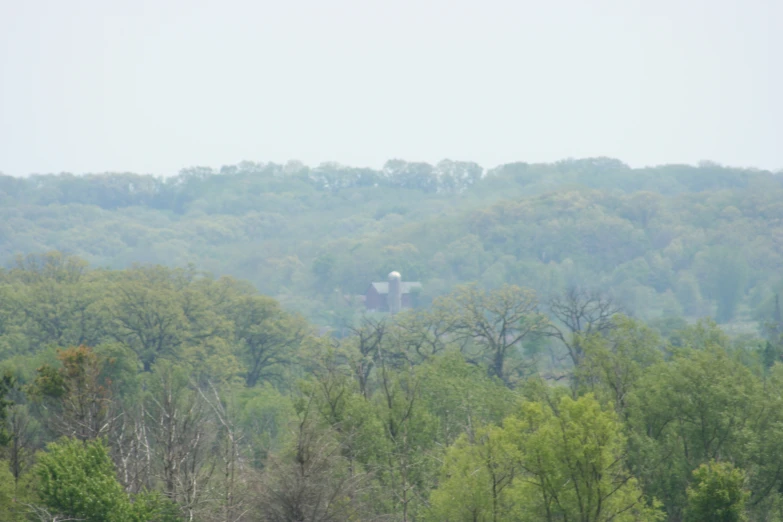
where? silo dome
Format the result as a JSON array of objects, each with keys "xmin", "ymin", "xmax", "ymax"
[{"xmin": 388, "ymin": 271, "xmax": 401, "ymax": 280}]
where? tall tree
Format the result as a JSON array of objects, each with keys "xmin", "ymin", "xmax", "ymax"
[
  {"xmin": 106, "ymin": 281, "xmax": 188, "ymax": 371},
  {"xmin": 503, "ymin": 394, "xmax": 661, "ymax": 522},
  {"xmin": 547, "ymin": 287, "xmax": 620, "ymax": 370},
  {"xmin": 258, "ymin": 404, "xmax": 369, "ymax": 522},
  {"xmin": 440, "ymin": 284, "xmax": 548, "ymax": 386},
  {"xmin": 5, "ymin": 404, "xmax": 40, "ymax": 483},
  {"xmin": 145, "ymin": 360, "xmax": 216, "ymax": 519},
  {"xmin": 374, "ymin": 355, "xmax": 437, "ymax": 521},
  {"xmin": 575, "ymin": 316, "xmax": 663, "ymax": 414},
  {"xmin": 229, "ymin": 294, "xmax": 307, "ymax": 387},
  {"xmin": 427, "ymin": 426, "xmax": 517, "ymax": 522},
  {"xmin": 628, "ymin": 347, "xmax": 760, "ymax": 520},
  {"xmin": 344, "ymin": 317, "xmax": 387, "ymax": 399},
  {"xmin": 0, "ymin": 372, "xmax": 12, "ymax": 447},
  {"xmin": 31, "ymin": 345, "xmax": 115, "ymax": 441}
]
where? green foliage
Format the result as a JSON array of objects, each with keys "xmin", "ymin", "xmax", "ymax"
[
  {"xmin": 504, "ymin": 394, "xmax": 662, "ymax": 522},
  {"xmin": 0, "ymin": 373, "xmax": 12, "ymax": 446},
  {"xmin": 228, "ymin": 293, "xmax": 308, "ymax": 387},
  {"xmin": 418, "ymin": 351, "xmax": 514, "ymax": 443},
  {"xmin": 686, "ymin": 461, "xmax": 749, "ymax": 522},
  {"xmin": 434, "ymin": 284, "xmax": 549, "ymax": 385},
  {"xmin": 0, "ymin": 460, "xmax": 25, "ymax": 522},
  {"xmin": 31, "ymin": 345, "xmax": 114, "ymax": 441},
  {"xmin": 429, "ymin": 394, "xmax": 662, "ymax": 522},
  {"xmin": 34, "ymin": 437, "xmax": 175, "ymax": 522},
  {"xmin": 129, "ymin": 490, "xmax": 182, "ymax": 522},
  {"xmin": 2, "ymin": 205, "xmax": 783, "ymax": 521},
  {"xmin": 427, "ymin": 426, "xmax": 516, "ymax": 522},
  {"xmin": 237, "ymin": 382, "xmax": 296, "ymax": 467},
  {"xmin": 372, "ymin": 362, "xmax": 439, "ymax": 519},
  {"xmin": 2, "ymin": 158, "xmax": 781, "ymax": 328},
  {"xmin": 576, "ymin": 316, "xmax": 663, "ymax": 412},
  {"xmin": 628, "ymin": 346, "xmax": 761, "ymax": 519}
]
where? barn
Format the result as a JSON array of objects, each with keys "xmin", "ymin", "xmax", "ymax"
[{"xmin": 365, "ymin": 271, "xmax": 421, "ymax": 313}]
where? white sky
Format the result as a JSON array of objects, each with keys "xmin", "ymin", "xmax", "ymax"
[{"xmin": 0, "ymin": 0, "xmax": 780, "ymax": 176}]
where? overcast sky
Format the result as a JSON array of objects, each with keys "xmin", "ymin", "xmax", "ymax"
[{"xmin": 0, "ymin": 0, "xmax": 780, "ymax": 176}]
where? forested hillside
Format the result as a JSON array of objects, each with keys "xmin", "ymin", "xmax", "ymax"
[
  {"xmin": 2, "ymin": 157, "xmax": 782, "ymax": 328},
  {"xmin": 2, "ymin": 159, "xmax": 783, "ymax": 521},
  {"xmin": 1, "ymin": 253, "xmax": 783, "ymax": 520}
]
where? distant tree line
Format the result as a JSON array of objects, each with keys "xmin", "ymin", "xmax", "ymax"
[{"xmin": 1, "ymin": 157, "xmax": 782, "ymax": 328}]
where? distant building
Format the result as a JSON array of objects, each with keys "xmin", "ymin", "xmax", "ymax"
[{"xmin": 365, "ymin": 271, "xmax": 422, "ymax": 313}]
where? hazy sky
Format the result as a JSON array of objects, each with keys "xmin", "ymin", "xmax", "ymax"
[{"xmin": 1, "ymin": 0, "xmax": 780, "ymax": 176}]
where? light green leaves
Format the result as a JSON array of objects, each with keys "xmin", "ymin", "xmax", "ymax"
[
  {"xmin": 686, "ymin": 461, "xmax": 749, "ymax": 522},
  {"xmin": 430, "ymin": 394, "xmax": 662, "ymax": 522}
]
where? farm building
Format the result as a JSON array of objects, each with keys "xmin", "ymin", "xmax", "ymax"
[{"xmin": 365, "ymin": 271, "xmax": 421, "ymax": 313}]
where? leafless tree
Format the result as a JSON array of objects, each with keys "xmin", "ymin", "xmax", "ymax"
[
  {"xmin": 5, "ymin": 404, "xmax": 40, "ymax": 482},
  {"xmin": 23, "ymin": 504, "xmax": 85, "ymax": 522},
  {"xmin": 257, "ymin": 402, "xmax": 370, "ymax": 522},
  {"xmin": 444, "ymin": 284, "xmax": 549, "ymax": 386},
  {"xmin": 32, "ymin": 346, "xmax": 119, "ymax": 442},
  {"xmin": 386, "ymin": 308, "xmax": 457, "ymax": 363},
  {"xmin": 199, "ymin": 381, "xmax": 251, "ymax": 522},
  {"xmin": 111, "ymin": 402, "xmax": 153, "ymax": 494},
  {"xmin": 547, "ymin": 286, "xmax": 621, "ymax": 368},
  {"xmin": 346, "ymin": 316, "xmax": 387, "ymax": 399},
  {"xmin": 145, "ymin": 362, "xmax": 217, "ymax": 521}
]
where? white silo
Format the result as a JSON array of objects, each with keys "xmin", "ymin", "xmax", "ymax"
[{"xmin": 388, "ymin": 271, "xmax": 402, "ymax": 314}]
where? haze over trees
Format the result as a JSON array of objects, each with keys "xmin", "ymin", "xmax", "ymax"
[
  {"xmin": 1, "ymin": 157, "xmax": 782, "ymax": 329},
  {"xmin": 1, "ymin": 157, "xmax": 783, "ymax": 521}
]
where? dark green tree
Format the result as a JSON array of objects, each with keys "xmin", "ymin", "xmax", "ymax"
[{"xmin": 0, "ymin": 372, "xmax": 12, "ymax": 447}]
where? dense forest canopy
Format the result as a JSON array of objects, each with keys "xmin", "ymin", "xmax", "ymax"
[
  {"xmin": 1, "ymin": 254, "xmax": 783, "ymax": 521},
  {"xmin": 2, "ymin": 158, "xmax": 783, "ymax": 521},
  {"xmin": 2, "ymin": 157, "xmax": 782, "ymax": 329}
]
